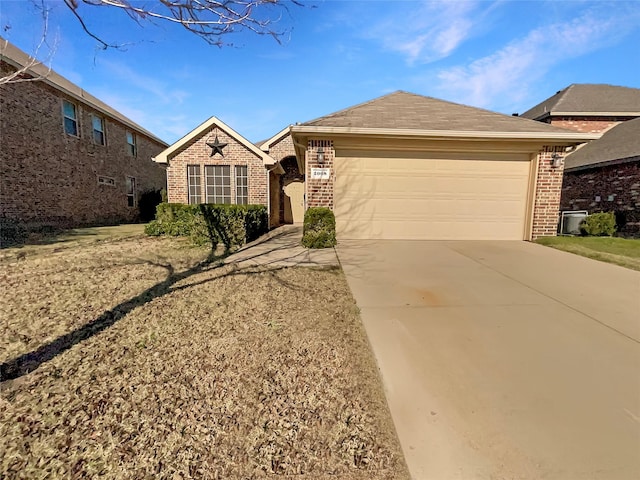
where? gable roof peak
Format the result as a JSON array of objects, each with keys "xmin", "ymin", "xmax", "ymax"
[
  {"xmin": 300, "ymin": 89, "xmax": 583, "ymax": 135},
  {"xmin": 153, "ymin": 115, "xmax": 276, "ymax": 165}
]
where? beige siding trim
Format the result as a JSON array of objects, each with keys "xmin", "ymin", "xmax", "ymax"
[
  {"xmin": 524, "ymin": 153, "xmax": 540, "ymax": 241},
  {"xmin": 291, "ymin": 125, "xmax": 600, "ymax": 142}
]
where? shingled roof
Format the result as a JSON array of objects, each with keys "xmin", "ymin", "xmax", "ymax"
[
  {"xmin": 521, "ymin": 84, "xmax": 640, "ymax": 121},
  {"xmin": 564, "ymin": 118, "xmax": 640, "ymax": 171},
  {"xmin": 301, "ymin": 90, "xmax": 582, "ymax": 134}
]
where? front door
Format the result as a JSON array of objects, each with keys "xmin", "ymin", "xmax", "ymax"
[{"xmin": 283, "ymin": 181, "xmax": 304, "ymax": 224}]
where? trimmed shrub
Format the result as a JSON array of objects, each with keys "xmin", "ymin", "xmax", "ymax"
[
  {"xmin": 145, "ymin": 203, "xmax": 268, "ymax": 249},
  {"xmin": 580, "ymin": 212, "xmax": 616, "ymax": 236},
  {"xmin": 302, "ymin": 207, "xmax": 336, "ymax": 249}
]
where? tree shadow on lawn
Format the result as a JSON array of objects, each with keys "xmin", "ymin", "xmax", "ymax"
[{"xmin": 1, "ymin": 231, "xmax": 336, "ymax": 383}]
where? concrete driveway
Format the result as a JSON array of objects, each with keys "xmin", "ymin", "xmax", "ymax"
[{"xmin": 337, "ymin": 240, "xmax": 640, "ymax": 480}]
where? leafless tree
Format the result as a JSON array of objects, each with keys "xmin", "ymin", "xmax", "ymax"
[
  {"xmin": 1, "ymin": 0, "xmax": 302, "ymax": 84},
  {"xmin": 0, "ymin": 5, "xmax": 56, "ymax": 85},
  {"xmin": 63, "ymin": 0, "xmax": 302, "ymax": 49}
]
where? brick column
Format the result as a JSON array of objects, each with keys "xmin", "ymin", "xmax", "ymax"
[
  {"xmin": 531, "ymin": 146, "xmax": 565, "ymax": 239},
  {"xmin": 306, "ymin": 140, "xmax": 334, "ymax": 209}
]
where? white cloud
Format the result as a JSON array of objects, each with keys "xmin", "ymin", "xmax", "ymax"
[
  {"xmin": 364, "ymin": 1, "xmax": 487, "ymax": 64},
  {"xmin": 90, "ymin": 88, "xmax": 193, "ymax": 143},
  {"xmin": 98, "ymin": 59, "xmax": 190, "ymax": 105},
  {"xmin": 432, "ymin": 5, "xmax": 640, "ymax": 110}
]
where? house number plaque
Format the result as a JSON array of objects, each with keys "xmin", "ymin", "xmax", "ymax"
[{"xmin": 310, "ymin": 168, "xmax": 330, "ymax": 180}]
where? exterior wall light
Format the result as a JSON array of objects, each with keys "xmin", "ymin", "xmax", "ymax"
[
  {"xmin": 551, "ymin": 153, "xmax": 563, "ymax": 168},
  {"xmin": 317, "ymin": 146, "xmax": 325, "ymax": 164}
]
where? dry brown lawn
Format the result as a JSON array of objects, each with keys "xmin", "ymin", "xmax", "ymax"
[{"xmin": 0, "ymin": 234, "xmax": 409, "ymax": 479}]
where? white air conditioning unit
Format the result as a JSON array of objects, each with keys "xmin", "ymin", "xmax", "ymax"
[{"xmin": 559, "ymin": 210, "xmax": 588, "ymax": 235}]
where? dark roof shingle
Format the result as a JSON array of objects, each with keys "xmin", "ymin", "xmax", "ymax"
[
  {"xmin": 521, "ymin": 84, "xmax": 640, "ymax": 120},
  {"xmin": 302, "ymin": 91, "xmax": 576, "ymax": 134},
  {"xmin": 564, "ymin": 118, "xmax": 640, "ymax": 171}
]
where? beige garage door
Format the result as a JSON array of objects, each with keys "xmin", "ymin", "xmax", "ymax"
[{"xmin": 334, "ymin": 151, "xmax": 532, "ymax": 240}]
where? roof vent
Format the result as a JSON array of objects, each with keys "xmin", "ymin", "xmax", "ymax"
[{"xmin": 512, "ymin": 113, "xmax": 519, "ymax": 116}]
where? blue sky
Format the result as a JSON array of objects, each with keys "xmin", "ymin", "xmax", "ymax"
[{"xmin": 2, "ymin": 0, "xmax": 640, "ymax": 144}]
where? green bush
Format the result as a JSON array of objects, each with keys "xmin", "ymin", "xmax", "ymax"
[
  {"xmin": 580, "ymin": 212, "xmax": 616, "ymax": 236},
  {"xmin": 145, "ymin": 203, "xmax": 268, "ymax": 249},
  {"xmin": 302, "ymin": 207, "xmax": 336, "ymax": 248}
]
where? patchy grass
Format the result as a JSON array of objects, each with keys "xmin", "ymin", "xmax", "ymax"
[
  {"xmin": 535, "ymin": 236, "xmax": 640, "ymax": 271},
  {"xmin": 0, "ymin": 235, "xmax": 408, "ymax": 479},
  {"xmin": 0, "ymin": 223, "xmax": 147, "ymax": 255}
]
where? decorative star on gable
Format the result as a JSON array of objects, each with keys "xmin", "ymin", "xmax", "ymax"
[{"xmin": 206, "ymin": 135, "xmax": 227, "ymax": 157}]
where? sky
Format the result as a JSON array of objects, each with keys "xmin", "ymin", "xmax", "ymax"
[{"xmin": 2, "ymin": 0, "xmax": 640, "ymax": 144}]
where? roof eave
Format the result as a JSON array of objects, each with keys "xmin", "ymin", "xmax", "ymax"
[
  {"xmin": 259, "ymin": 126, "xmax": 292, "ymax": 151},
  {"xmin": 536, "ymin": 111, "xmax": 640, "ymax": 118},
  {"xmin": 290, "ymin": 125, "xmax": 600, "ymax": 143},
  {"xmin": 565, "ymin": 155, "xmax": 640, "ymax": 172}
]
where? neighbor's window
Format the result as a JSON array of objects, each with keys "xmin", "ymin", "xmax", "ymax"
[
  {"xmin": 126, "ymin": 131, "xmax": 137, "ymax": 157},
  {"xmin": 126, "ymin": 176, "xmax": 136, "ymax": 207},
  {"xmin": 205, "ymin": 165, "xmax": 231, "ymax": 204},
  {"xmin": 235, "ymin": 165, "xmax": 248, "ymax": 205},
  {"xmin": 92, "ymin": 115, "xmax": 106, "ymax": 145},
  {"xmin": 187, "ymin": 165, "xmax": 202, "ymax": 204},
  {"xmin": 62, "ymin": 100, "xmax": 78, "ymax": 136}
]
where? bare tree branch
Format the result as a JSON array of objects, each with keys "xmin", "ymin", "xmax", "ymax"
[
  {"xmin": 63, "ymin": 0, "xmax": 303, "ymax": 49},
  {"xmin": 1, "ymin": 0, "xmax": 303, "ymax": 84},
  {"xmin": 0, "ymin": 4, "xmax": 57, "ymax": 85}
]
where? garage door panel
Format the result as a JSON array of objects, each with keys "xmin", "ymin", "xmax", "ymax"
[
  {"xmin": 335, "ymin": 155, "xmax": 531, "ymax": 240},
  {"xmin": 338, "ymin": 178, "xmax": 523, "ymax": 198},
  {"xmin": 336, "ymin": 197, "xmax": 526, "ymax": 217}
]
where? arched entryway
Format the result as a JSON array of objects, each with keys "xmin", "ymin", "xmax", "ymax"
[{"xmin": 280, "ymin": 156, "xmax": 305, "ymax": 224}]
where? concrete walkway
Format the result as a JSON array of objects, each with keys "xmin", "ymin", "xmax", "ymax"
[
  {"xmin": 223, "ymin": 225, "xmax": 339, "ymax": 268},
  {"xmin": 337, "ymin": 240, "xmax": 640, "ymax": 480}
]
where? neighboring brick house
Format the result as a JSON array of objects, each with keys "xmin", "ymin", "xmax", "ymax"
[
  {"xmin": 522, "ymin": 84, "xmax": 640, "ymax": 236},
  {"xmin": 561, "ymin": 118, "xmax": 640, "ymax": 236},
  {"xmin": 160, "ymin": 91, "xmax": 596, "ymax": 240},
  {"xmin": 0, "ymin": 39, "xmax": 168, "ymax": 229},
  {"xmin": 520, "ymin": 84, "xmax": 640, "ymax": 133}
]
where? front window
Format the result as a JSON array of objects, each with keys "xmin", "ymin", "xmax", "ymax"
[
  {"xmin": 235, "ymin": 165, "xmax": 248, "ymax": 205},
  {"xmin": 126, "ymin": 176, "xmax": 136, "ymax": 207},
  {"xmin": 62, "ymin": 100, "xmax": 78, "ymax": 136},
  {"xmin": 92, "ymin": 115, "xmax": 105, "ymax": 145},
  {"xmin": 187, "ymin": 165, "xmax": 202, "ymax": 204},
  {"xmin": 126, "ymin": 131, "xmax": 137, "ymax": 156},
  {"xmin": 205, "ymin": 165, "xmax": 231, "ymax": 204}
]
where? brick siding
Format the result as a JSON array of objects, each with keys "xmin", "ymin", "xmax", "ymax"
[
  {"xmin": 266, "ymin": 132, "xmax": 295, "ymax": 162},
  {"xmin": 543, "ymin": 116, "xmax": 639, "ymax": 236},
  {"xmin": 166, "ymin": 126, "xmax": 267, "ymax": 206},
  {"xmin": 0, "ymin": 61, "xmax": 167, "ymax": 228},
  {"xmin": 531, "ymin": 146, "xmax": 566, "ymax": 239},
  {"xmin": 561, "ymin": 161, "xmax": 640, "ymax": 236},
  {"xmin": 305, "ymin": 140, "xmax": 334, "ymax": 209},
  {"xmin": 548, "ymin": 116, "xmax": 634, "ymax": 133}
]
